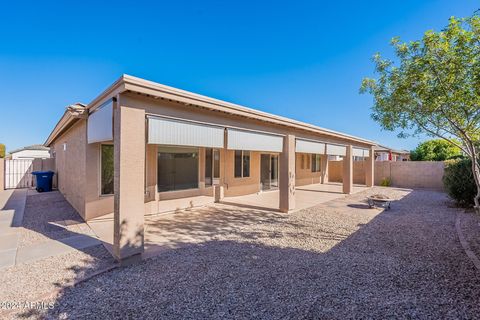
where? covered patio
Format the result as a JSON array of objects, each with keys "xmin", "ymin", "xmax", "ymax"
[
  {"xmin": 221, "ymin": 182, "xmax": 369, "ymax": 212},
  {"xmin": 76, "ymin": 76, "xmax": 376, "ymax": 264},
  {"xmin": 87, "ymin": 181, "xmax": 370, "ymax": 259}
]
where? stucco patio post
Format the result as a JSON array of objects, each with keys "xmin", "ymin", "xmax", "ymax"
[
  {"xmin": 365, "ymin": 146, "xmax": 375, "ymax": 187},
  {"xmin": 320, "ymin": 154, "xmax": 328, "ymax": 184},
  {"xmin": 342, "ymin": 145, "xmax": 353, "ymax": 194},
  {"xmin": 214, "ymin": 129, "xmax": 228, "ymax": 203},
  {"xmin": 279, "ymin": 134, "xmax": 295, "ymax": 212},
  {"xmin": 113, "ymin": 98, "xmax": 145, "ymax": 264}
]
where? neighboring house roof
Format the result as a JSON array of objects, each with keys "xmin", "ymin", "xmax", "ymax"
[
  {"xmin": 374, "ymin": 144, "xmax": 410, "ymax": 155},
  {"xmin": 45, "ymin": 74, "xmax": 377, "ymax": 147},
  {"xmin": 8, "ymin": 144, "xmax": 50, "ymax": 154}
]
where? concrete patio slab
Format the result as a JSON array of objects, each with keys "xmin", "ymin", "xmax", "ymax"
[{"xmin": 222, "ymin": 182, "xmax": 368, "ymax": 212}]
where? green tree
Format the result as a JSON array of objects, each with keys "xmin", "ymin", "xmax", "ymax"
[
  {"xmin": 0, "ymin": 144, "xmax": 5, "ymax": 158},
  {"xmin": 410, "ymin": 139, "xmax": 462, "ymax": 161},
  {"xmin": 360, "ymin": 14, "xmax": 480, "ymax": 212}
]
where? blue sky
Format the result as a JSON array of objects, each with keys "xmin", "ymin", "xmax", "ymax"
[{"xmin": 0, "ymin": 1, "xmax": 477, "ymax": 152}]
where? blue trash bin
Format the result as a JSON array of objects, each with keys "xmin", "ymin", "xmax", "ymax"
[{"xmin": 32, "ymin": 171, "xmax": 54, "ymax": 192}]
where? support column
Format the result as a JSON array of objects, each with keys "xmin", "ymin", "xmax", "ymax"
[
  {"xmin": 279, "ymin": 134, "xmax": 295, "ymax": 212},
  {"xmin": 113, "ymin": 99, "xmax": 145, "ymax": 264},
  {"xmin": 215, "ymin": 129, "xmax": 228, "ymax": 203},
  {"xmin": 342, "ymin": 145, "xmax": 353, "ymax": 194},
  {"xmin": 365, "ymin": 146, "xmax": 375, "ymax": 187},
  {"xmin": 320, "ymin": 154, "xmax": 329, "ymax": 184}
]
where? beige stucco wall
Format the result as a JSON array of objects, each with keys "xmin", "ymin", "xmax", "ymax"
[
  {"xmin": 295, "ymin": 153, "xmax": 322, "ymax": 186},
  {"xmin": 223, "ymin": 150, "xmax": 261, "ymax": 196},
  {"xmin": 51, "ymin": 120, "xmax": 87, "ymax": 218}
]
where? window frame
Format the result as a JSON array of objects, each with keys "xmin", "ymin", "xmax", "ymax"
[
  {"xmin": 100, "ymin": 143, "xmax": 114, "ymax": 196},
  {"xmin": 157, "ymin": 147, "xmax": 199, "ymax": 193},
  {"xmin": 311, "ymin": 154, "xmax": 322, "ymax": 173},
  {"xmin": 205, "ymin": 148, "xmax": 221, "ymax": 186},
  {"xmin": 234, "ymin": 150, "xmax": 250, "ymax": 178}
]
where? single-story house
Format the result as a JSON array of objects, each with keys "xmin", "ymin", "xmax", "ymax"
[
  {"xmin": 7, "ymin": 144, "xmax": 50, "ymax": 159},
  {"xmin": 45, "ymin": 74, "xmax": 376, "ymax": 263},
  {"xmin": 374, "ymin": 145, "xmax": 410, "ymax": 161}
]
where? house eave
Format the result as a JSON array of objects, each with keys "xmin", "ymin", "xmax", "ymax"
[{"xmin": 88, "ymin": 74, "xmax": 376, "ymax": 147}]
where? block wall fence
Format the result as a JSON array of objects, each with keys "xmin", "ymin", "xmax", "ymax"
[
  {"xmin": 0, "ymin": 158, "xmax": 4, "ymax": 190},
  {"xmin": 328, "ymin": 160, "xmax": 445, "ymax": 190}
]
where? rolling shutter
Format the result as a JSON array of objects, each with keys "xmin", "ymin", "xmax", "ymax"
[
  {"xmin": 227, "ymin": 128, "xmax": 283, "ymax": 152},
  {"xmin": 87, "ymin": 101, "xmax": 113, "ymax": 144},
  {"xmin": 296, "ymin": 139, "xmax": 326, "ymax": 154},
  {"xmin": 326, "ymin": 144, "xmax": 347, "ymax": 156},
  {"xmin": 148, "ymin": 116, "xmax": 224, "ymax": 148}
]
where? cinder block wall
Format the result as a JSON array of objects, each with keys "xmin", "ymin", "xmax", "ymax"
[
  {"xmin": 328, "ymin": 160, "xmax": 366, "ymax": 184},
  {"xmin": 0, "ymin": 158, "xmax": 4, "ymax": 190},
  {"xmin": 328, "ymin": 160, "xmax": 445, "ymax": 190},
  {"xmin": 328, "ymin": 160, "xmax": 343, "ymax": 182},
  {"xmin": 388, "ymin": 161, "xmax": 444, "ymax": 190}
]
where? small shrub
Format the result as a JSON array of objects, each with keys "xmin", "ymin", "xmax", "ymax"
[
  {"xmin": 443, "ymin": 159, "xmax": 476, "ymax": 207},
  {"xmin": 0, "ymin": 144, "xmax": 4, "ymax": 158},
  {"xmin": 380, "ymin": 177, "xmax": 391, "ymax": 187}
]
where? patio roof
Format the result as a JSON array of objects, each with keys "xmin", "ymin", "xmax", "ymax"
[{"xmin": 45, "ymin": 74, "xmax": 377, "ymax": 147}]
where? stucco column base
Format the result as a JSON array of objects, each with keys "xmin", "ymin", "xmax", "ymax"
[
  {"xmin": 279, "ymin": 134, "xmax": 295, "ymax": 213},
  {"xmin": 365, "ymin": 146, "xmax": 375, "ymax": 187},
  {"xmin": 214, "ymin": 185, "xmax": 224, "ymax": 203},
  {"xmin": 343, "ymin": 145, "xmax": 353, "ymax": 194}
]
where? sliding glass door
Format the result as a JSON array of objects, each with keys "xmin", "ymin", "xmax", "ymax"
[
  {"xmin": 260, "ymin": 154, "xmax": 279, "ymax": 190},
  {"xmin": 157, "ymin": 147, "xmax": 199, "ymax": 192}
]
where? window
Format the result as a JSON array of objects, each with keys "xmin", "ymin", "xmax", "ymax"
[
  {"xmin": 306, "ymin": 154, "xmax": 310, "ymax": 169},
  {"xmin": 311, "ymin": 154, "xmax": 321, "ymax": 173},
  {"xmin": 205, "ymin": 148, "xmax": 220, "ymax": 186},
  {"xmin": 158, "ymin": 147, "xmax": 199, "ymax": 192},
  {"xmin": 234, "ymin": 150, "xmax": 250, "ymax": 178},
  {"xmin": 301, "ymin": 155, "xmax": 305, "ymax": 169},
  {"xmin": 101, "ymin": 145, "xmax": 114, "ymax": 195}
]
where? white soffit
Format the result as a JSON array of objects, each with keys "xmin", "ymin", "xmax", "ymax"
[
  {"xmin": 353, "ymin": 148, "xmax": 369, "ymax": 157},
  {"xmin": 148, "ymin": 116, "xmax": 224, "ymax": 148},
  {"xmin": 296, "ymin": 139, "xmax": 325, "ymax": 154},
  {"xmin": 227, "ymin": 128, "xmax": 283, "ymax": 152},
  {"xmin": 87, "ymin": 100, "xmax": 113, "ymax": 144},
  {"xmin": 326, "ymin": 144, "xmax": 347, "ymax": 156}
]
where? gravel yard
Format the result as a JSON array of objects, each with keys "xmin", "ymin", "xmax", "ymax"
[
  {"xmin": 19, "ymin": 191, "xmax": 93, "ymax": 248},
  {"xmin": 5, "ymin": 187, "xmax": 480, "ymax": 319}
]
